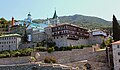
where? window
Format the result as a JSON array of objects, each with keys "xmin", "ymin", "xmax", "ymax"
[
  {"xmin": 9, "ymin": 45, "xmax": 10, "ymax": 50},
  {"xmin": 118, "ymin": 52, "xmax": 120, "ymax": 55},
  {"xmin": 119, "ymin": 59, "xmax": 120, "ymax": 62},
  {"xmin": 117, "ymin": 45, "xmax": 119, "ymax": 48},
  {"xmin": 2, "ymin": 45, "xmax": 3, "ymax": 51}
]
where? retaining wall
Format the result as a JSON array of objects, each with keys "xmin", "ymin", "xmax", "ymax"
[{"xmin": 32, "ymin": 47, "xmax": 105, "ymax": 63}]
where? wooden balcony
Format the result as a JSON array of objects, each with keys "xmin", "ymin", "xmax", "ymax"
[{"xmin": 67, "ymin": 35, "xmax": 79, "ymax": 40}]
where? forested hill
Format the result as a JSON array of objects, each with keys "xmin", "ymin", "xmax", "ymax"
[{"xmin": 33, "ymin": 14, "xmax": 112, "ymax": 29}]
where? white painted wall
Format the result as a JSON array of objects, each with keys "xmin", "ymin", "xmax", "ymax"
[{"xmin": 0, "ymin": 36, "xmax": 21, "ymax": 51}]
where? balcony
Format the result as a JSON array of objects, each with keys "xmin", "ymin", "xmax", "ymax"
[{"xmin": 67, "ymin": 35, "xmax": 79, "ymax": 40}]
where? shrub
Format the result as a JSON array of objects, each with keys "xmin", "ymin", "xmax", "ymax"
[
  {"xmin": 80, "ymin": 45, "xmax": 84, "ymax": 49},
  {"xmin": 59, "ymin": 46, "xmax": 72, "ymax": 51},
  {"xmin": 47, "ymin": 42, "xmax": 56, "ymax": 48},
  {"xmin": 0, "ymin": 54, "xmax": 7, "ymax": 58},
  {"xmin": 47, "ymin": 47, "xmax": 55, "ymax": 53},
  {"xmin": 18, "ymin": 48, "xmax": 33, "ymax": 56},
  {"xmin": 44, "ymin": 57, "xmax": 56, "ymax": 63},
  {"xmin": 14, "ymin": 51, "xmax": 21, "ymax": 57},
  {"xmin": 81, "ymin": 45, "xmax": 92, "ymax": 48},
  {"xmin": 30, "ymin": 57, "xmax": 36, "ymax": 62},
  {"xmin": 72, "ymin": 46, "xmax": 81, "ymax": 49},
  {"xmin": 0, "ymin": 48, "xmax": 35, "ymax": 58},
  {"xmin": 10, "ymin": 51, "xmax": 17, "ymax": 57},
  {"xmin": 20, "ymin": 48, "xmax": 33, "ymax": 56},
  {"xmin": 35, "ymin": 47, "xmax": 47, "ymax": 52},
  {"xmin": 54, "ymin": 46, "xmax": 59, "ymax": 51},
  {"xmin": 66, "ymin": 46, "xmax": 72, "ymax": 51},
  {"xmin": 2, "ymin": 51, "xmax": 10, "ymax": 57}
]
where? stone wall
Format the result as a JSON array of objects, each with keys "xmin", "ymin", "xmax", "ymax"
[
  {"xmin": 19, "ymin": 43, "xmax": 36, "ymax": 49},
  {"xmin": 0, "ymin": 47, "xmax": 106, "ymax": 70},
  {"xmin": 0, "ymin": 63, "xmax": 79, "ymax": 70},
  {"xmin": 32, "ymin": 47, "xmax": 105, "ymax": 63},
  {"xmin": 0, "ymin": 56, "xmax": 30, "ymax": 65}
]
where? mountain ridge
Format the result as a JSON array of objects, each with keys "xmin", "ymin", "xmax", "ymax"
[{"xmin": 33, "ymin": 14, "xmax": 112, "ymax": 29}]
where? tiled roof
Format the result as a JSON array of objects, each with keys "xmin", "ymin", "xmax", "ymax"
[{"xmin": 112, "ymin": 41, "xmax": 120, "ymax": 45}]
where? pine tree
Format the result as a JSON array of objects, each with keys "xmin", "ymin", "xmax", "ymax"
[{"xmin": 112, "ymin": 15, "xmax": 120, "ymax": 41}]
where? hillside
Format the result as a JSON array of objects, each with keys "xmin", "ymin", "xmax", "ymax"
[{"xmin": 33, "ymin": 14, "xmax": 112, "ymax": 29}]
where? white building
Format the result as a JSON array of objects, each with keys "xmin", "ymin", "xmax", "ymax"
[
  {"xmin": 111, "ymin": 41, "xmax": 120, "ymax": 70},
  {"xmin": 0, "ymin": 34, "xmax": 21, "ymax": 51}
]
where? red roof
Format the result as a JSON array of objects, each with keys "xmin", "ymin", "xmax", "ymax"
[{"xmin": 112, "ymin": 41, "xmax": 120, "ymax": 45}]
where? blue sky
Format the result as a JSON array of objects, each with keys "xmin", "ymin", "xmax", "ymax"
[{"xmin": 0, "ymin": 0, "xmax": 120, "ymax": 21}]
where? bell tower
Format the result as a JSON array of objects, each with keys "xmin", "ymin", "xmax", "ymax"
[{"xmin": 52, "ymin": 10, "xmax": 60, "ymax": 24}]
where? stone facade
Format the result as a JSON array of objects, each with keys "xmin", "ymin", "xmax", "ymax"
[
  {"xmin": 53, "ymin": 36, "xmax": 88, "ymax": 47},
  {"xmin": 0, "ymin": 63, "xmax": 78, "ymax": 70},
  {"xmin": 32, "ymin": 31, "xmax": 46, "ymax": 43},
  {"xmin": 44, "ymin": 23, "xmax": 89, "ymax": 47},
  {"xmin": 0, "ymin": 47, "xmax": 106, "ymax": 70},
  {"xmin": 111, "ymin": 41, "xmax": 120, "ymax": 70},
  {"xmin": 89, "ymin": 35, "xmax": 104, "ymax": 45},
  {"xmin": 88, "ymin": 30, "xmax": 107, "ymax": 45},
  {"xmin": 32, "ymin": 47, "xmax": 105, "ymax": 63},
  {"xmin": 19, "ymin": 43, "xmax": 36, "ymax": 49},
  {"xmin": 0, "ymin": 56, "xmax": 30, "ymax": 65},
  {"xmin": 30, "ymin": 23, "xmax": 107, "ymax": 47}
]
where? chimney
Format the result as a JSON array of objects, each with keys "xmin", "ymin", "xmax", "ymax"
[{"xmin": 12, "ymin": 17, "xmax": 14, "ymax": 26}]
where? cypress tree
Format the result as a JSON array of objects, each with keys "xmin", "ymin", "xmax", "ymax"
[
  {"xmin": 113, "ymin": 15, "xmax": 120, "ymax": 41},
  {"xmin": 22, "ymin": 30, "xmax": 28, "ymax": 43}
]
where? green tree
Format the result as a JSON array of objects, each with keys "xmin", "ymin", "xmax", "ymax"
[
  {"xmin": 47, "ymin": 47, "xmax": 55, "ymax": 53},
  {"xmin": 113, "ymin": 15, "xmax": 120, "ymax": 41},
  {"xmin": 105, "ymin": 38, "xmax": 112, "ymax": 46},
  {"xmin": 22, "ymin": 30, "xmax": 28, "ymax": 43},
  {"xmin": 101, "ymin": 40, "xmax": 106, "ymax": 49}
]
